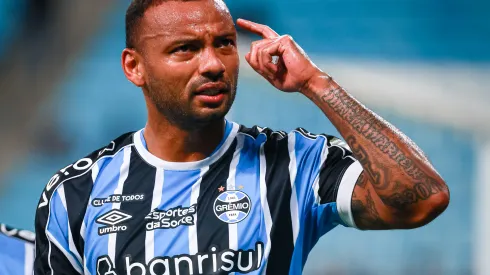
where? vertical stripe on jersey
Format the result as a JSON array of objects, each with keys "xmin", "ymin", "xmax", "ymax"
[
  {"xmin": 158, "ymin": 170, "xmax": 201, "ymax": 236},
  {"xmin": 287, "ymin": 133, "xmax": 300, "ymax": 245},
  {"xmin": 82, "ymin": 160, "xmax": 102, "ymax": 275},
  {"xmin": 227, "ymin": 135, "xmax": 243, "ymax": 250},
  {"xmin": 80, "ymin": 159, "xmax": 101, "ymax": 242},
  {"xmin": 115, "ymin": 151, "xmax": 156, "ymax": 273},
  {"xmin": 84, "ymin": 146, "xmax": 128, "ymax": 275},
  {"xmin": 189, "ymin": 167, "xmax": 209, "ymax": 255},
  {"xmin": 234, "ymin": 133, "xmax": 263, "ymax": 248},
  {"xmin": 108, "ymin": 147, "xmax": 132, "ymax": 263},
  {"xmin": 233, "ymin": 133, "xmax": 266, "ymax": 275},
  {"xmin": 225, "ymin": 134, "xmax": 244, "ymax": 275},
  {"xmin": 288, "ymin": 133, "xmax": 326, "ymax": 273},
  {"xmin": 263, "ymin": 133, "xmax": 294, "ymax": 275},
  {"xmin": 145, "ymin": 167, "xmax": 164, "ymax": 263},
  {"xmin": 81, "ymin": 161, "xmax": 102, "ymax": 240},
  {"xmin": 292, "ymin": 133, "xmax": 325, "ymax": 230},
  {"xmin": 312, "ymin": 136, "xmax": 330, "ymax": 204},
  {"xmin": 46, "ymin": 188, "xmax": 83, "ymax": 273},
  {"xmin": 56, "ymin": 185, "xmax": 83, "ymax": 265},
  {"xmin": 24, "ymin": 242, "xmax": 34, "ymax": 275},
  {"xmin": 196, "ymin": 140, "xmax": 237, "ymax": 273},
  {"xmin": 150, "ymin": 169, "xmax": 201, "ymax": 275},
  {"xmin": 62, "ymin": 163, "xmax": 96, "ymax": 267},
  {"xmin": 257, "ymin": 137, "xmax": 273, "ymax": 273},
  {"xmin": 84, "ymin": 154, "xmax": 125, "ymax": 275}
]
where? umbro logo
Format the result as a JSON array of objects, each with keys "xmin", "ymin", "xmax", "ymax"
[
  {"xmin": 97, "ymin": 209, "xmax": 132, "ymax": 226},
  {"xmin": 96, "ymin": 209, "xmax": 132, "ymax": 235}
]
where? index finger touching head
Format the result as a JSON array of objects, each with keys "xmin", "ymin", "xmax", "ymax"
[{"xmin": 236, "ymin": 19, "xmax": 279, "ymax": 39}]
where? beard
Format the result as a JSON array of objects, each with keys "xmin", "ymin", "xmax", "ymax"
[{"xmin": 145, "ymin": 75, "xmax": 237, "ymax": 130}]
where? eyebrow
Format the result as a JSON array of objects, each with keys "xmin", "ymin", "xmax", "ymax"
[
  {"xmin": 147, "ymin": 33, "xmax": 236, "ymax": 44},
  {"xmin": 139, "ymin": 27, "xmax": 236, "ymax": 47},
  {"xmin": 215, "ymin": 32, "xmax": 236, "ymax": 39}
]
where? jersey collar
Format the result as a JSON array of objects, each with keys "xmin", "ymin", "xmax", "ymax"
[{"xmin": 133, "ymin": 120, "xmax": 239, "ymax": 170}]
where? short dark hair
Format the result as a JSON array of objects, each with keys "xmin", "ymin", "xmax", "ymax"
[
  {"xmin": 126, "ymin": 0, "xmax": 165, "ymax": 49},
  {"xmin": 125, "ymin": 0, "xmax": 194, "ymax": 49}
]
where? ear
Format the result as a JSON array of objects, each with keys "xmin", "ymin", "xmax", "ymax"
[{"xmin": 122, "ymin": 48, "xmax": 145, "ymax": 87}]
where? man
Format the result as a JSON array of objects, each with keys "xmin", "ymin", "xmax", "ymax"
[
  {"xmin": 0, "ymin": 223, "xmax": 35, "ymax": 275},
  {"xmin": 34, "ymin": 0, "xmax": 450, "ymax": 274}
]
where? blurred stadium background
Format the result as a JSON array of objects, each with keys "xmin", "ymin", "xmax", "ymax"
[{"xmin": 0, "ymin": 0, "xmax": 489, "ymax": 274}]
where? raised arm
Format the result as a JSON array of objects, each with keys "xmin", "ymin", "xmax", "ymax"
[
  {"xmin": 302, "ymin": 75, "xmax": 449, "ymax": 229},
  {"xmin": 237, "ymin": 18, "xmax": 449, "ymax": 230}
]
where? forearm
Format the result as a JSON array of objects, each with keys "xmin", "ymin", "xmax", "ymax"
[{"xmin": 301, "ymin": 73, "xmax": 449, "ymax": 224}]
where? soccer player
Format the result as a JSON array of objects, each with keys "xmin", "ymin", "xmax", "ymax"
[
  {"xmin": 0, "ymin": 223, "xmax": 35, "ymax": 275},
  {"xmin": 34, "ymin": 0, "xmax": 450, "ymax": 274}
]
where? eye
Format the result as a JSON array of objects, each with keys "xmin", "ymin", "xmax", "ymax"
[
  {"xmin": 218, "ymin": 38, "xmax": 235, "ymax": 48},
  {"xmin": 172, "ymin": 44, "xmax": 198, "ymax": 53}
]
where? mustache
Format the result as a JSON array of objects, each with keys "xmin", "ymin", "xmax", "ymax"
[{"xmin": 190, "ymin": 78, "xmax": 232, "ymax": 92}]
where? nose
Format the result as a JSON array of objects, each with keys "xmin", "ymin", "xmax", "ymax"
[{"xmin": 198, "ymin": 47, "xmax": 225, "ymax": 81}]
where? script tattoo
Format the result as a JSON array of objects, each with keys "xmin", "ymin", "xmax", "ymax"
[
  {"xmin": 321, "ymin": 89, "xmax": 428, "ymax": 181},
  {"xmin": 349, "ymin": 135, "xmax": 446, "ymax": 210},
  {"xmin": 321, "ymin": 88, "xmax": 447, "ymax": 210}
]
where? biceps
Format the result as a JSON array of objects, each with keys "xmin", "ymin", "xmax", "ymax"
[{"xmin": 351, "ymin": 171, "xmax": 393, "ymax": 230}]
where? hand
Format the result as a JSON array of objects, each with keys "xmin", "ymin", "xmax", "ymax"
[{"xmin": 237, "ymin": 18, "xmax": 325, "ymax": 93}]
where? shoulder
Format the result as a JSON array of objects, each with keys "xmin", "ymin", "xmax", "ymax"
[
  {"xmin": 237, "ymin": 123, "xmax": 345, "ymax": 148},
  {"xmin": 36, "ymin": 131, "xmax": 135, "ymax": 210},
  {"xmin": 235, "ymin": 123, "xmax": 353, "ymax": 166},
  {"xmin": 0, "ymin": 223, "xmax": 35, "ymax": 244},
  {"xmin": 293, "ymin": 127, "xmax": 346, "ymax": 146},
  {"xmin": 237, "ymin": 124, "xmax": 287, "ymax": 142}
]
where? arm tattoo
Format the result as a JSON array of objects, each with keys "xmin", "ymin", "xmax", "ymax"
[
  {"xmin": 347, "ymin": 136, "xmax": 446, "ymax": 210},
  {"xmin": 355, "ymin": 171, "xmax": 368, "ymax": 189},
  {"xmin": 351, "ymin": 173, "xmax": 389, "ymax": 229},
  {"xmin": 320, "ymin": 87, "xmax": 447, "ymax": 212},
  {"xmin": 321, "ymin": 88, "xmax": 434, "ymax": 182}
]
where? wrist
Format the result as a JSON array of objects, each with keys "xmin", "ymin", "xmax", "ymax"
[{"xmin": 299, "ymin": 71, "xmax": 336, "ymax": 99}]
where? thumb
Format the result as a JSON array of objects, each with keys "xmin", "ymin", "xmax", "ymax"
[{"xmin": 245, "ymin": 52, "xmax": 251, "ymax": 63}]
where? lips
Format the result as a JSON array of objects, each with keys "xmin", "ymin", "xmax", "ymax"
[{"xmin": 195, "ymin": 82, "xmax": 228, "ymax": 96}]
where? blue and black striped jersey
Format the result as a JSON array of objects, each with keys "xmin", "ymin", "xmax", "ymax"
[
  {"xmin": 0, "ymin": 223, "xmax": 35, "ymax": 275},
  {"xmin": 34, "ymin": 120, "xmax": 363, "ymax": 275}
]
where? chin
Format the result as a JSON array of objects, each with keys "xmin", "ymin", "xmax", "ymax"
[
  {"xmin": 193, "ymin": 107, "xmax": 229, "ymax": 124},
  {"xmin": 192, "ymin": 95, "xmax": 234, "ymax": 123}
]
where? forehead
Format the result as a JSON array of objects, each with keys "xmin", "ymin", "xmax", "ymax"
[{"xmin": 140, "ymin": 0, "xmax": 235, "ymax": 41}]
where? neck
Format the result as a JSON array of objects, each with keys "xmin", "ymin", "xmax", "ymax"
[{"xmin": 143, "ymin": 112, "xmax": 226, "ymax": 163}]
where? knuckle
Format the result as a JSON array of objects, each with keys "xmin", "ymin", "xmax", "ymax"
[{"xmin": 251, "ymin": 41, "xmax": 261, "ymax": 48}]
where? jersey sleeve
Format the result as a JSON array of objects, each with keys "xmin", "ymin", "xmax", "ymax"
[
  {"xmin": 34, "ymin": 133, "xmax": 132, "ymax": 275},
  {"xmin": 315, "ymin": 136, "xmax": 363, "ymax": 229},
  {"xmin": 291, "ymin": 128, "xmax": 363, "ymax": 234},
  {"xmin": 0, "ymin": 224, "xmax": 35, "ymax": 275},
  {"xmin": 34, "ymin": 185, "xmax": 84, "ymax": 275}
]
